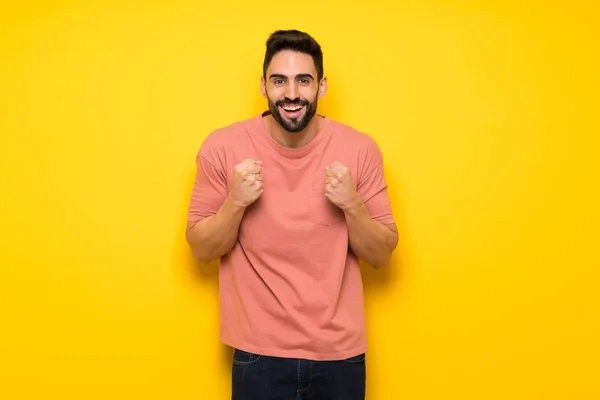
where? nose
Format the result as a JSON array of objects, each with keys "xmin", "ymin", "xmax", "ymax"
[{"xmin": 285, "ymin": 81, "xmax": 299, "ymax": 101}]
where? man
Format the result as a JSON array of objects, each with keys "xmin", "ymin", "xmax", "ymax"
[{"xmin": 186, "ymin": 29, "xmax": 398, "ymax": 400}]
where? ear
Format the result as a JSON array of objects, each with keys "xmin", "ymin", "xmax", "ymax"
[
  {"xmin": 260, "ymin": 76, "xmax": 267, "ymax": 98},
  {"xmin": 318, "ymin": 76, "xmax": 328, "ymax": 99}
]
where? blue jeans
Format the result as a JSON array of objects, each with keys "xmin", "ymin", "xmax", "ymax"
[{"xmin": 231, "ymin": 349, "xmax": 366, "ymax": 400}]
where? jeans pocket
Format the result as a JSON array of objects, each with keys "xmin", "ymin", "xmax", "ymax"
[
  {"xmin": 342, "ymin": 353, "xmax": 366, "ymax": 364},
  {"xmin": 232, "ymin": 349, "xmax": 262, "ymax": 365}
]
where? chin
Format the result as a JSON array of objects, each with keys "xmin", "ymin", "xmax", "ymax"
[{"xmin": 283, "ymin": 119, "xmax": 310, "ymax": 133}]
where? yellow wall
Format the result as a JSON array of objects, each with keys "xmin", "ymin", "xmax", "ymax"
[{"xmin": 1, "ymin": 1, "xmax": 598, "ymax": 399}]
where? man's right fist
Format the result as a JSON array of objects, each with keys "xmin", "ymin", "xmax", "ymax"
[{"xmin": 229, "ymin": 159, "xmax": 263, "ymax": 208}]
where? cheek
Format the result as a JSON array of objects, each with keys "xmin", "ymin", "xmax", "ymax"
[
  {"xmin": 301, "ymin": 88, "xmax": 319, "ymax": 102},
  {"xmin": 267, "ymin": 88, "xmax": 285, "ymax": 101}
]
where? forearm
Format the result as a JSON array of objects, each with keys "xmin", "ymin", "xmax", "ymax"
[
  {"xmin": 344, "ymin": 199, "xmax": 398, "ymax": 269},
  {"xmin": 186, "ymin": 195, "xmax": 246, "ymax": 263}
]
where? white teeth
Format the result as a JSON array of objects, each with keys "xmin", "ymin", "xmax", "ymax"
[{"xmin": 282, "ymin": 105, "xmax": 302, "ymax": 111}]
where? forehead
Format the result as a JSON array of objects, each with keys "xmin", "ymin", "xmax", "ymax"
[{"xmin": 267, "ymin": 50, "xmax": 317, "ymax": 77}]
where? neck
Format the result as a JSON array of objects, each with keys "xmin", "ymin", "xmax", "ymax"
[{"xmin": 264, "ymin": 113, "xmax": 323, "ymax": 149}]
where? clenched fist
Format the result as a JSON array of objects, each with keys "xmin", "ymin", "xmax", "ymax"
[
  {"xmin": 229, "ymin": 159, "xmax": 263, "ymax": 208},
  {"xmin": 324, "ymin": 161, "xmax": 360, "ymax": 211}
]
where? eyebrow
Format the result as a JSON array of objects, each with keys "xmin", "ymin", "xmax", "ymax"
[{"xmin": 269, "ymin": 73, "xmax": 315, "ymax": 80}]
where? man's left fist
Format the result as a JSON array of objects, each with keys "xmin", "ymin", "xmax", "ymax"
[{"xmin": 324, "ymin": 162, "xmax": 359, "ymax": 211}]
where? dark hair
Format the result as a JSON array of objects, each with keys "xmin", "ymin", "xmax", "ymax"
[{"xmin": 263, "ymin": 30, "xmax": 324, "ymax": 81}]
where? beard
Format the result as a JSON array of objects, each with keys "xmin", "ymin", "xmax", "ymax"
[{"xmin": 267, "ymin": 93, "xmax": 318, "ymax": 133}]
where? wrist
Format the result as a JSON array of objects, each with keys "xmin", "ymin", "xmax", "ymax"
[
  {"xmin": 224, "ymin": 193, "xmax": 248, "ymax": 214},
  {"xmin": 342, "ymin": 194, "xmax": 366, "ymax": 216}
]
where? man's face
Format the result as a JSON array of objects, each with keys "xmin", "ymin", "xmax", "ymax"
[{"xmin": 261, "ymin": 50, "xmax": 327, "ymax": 133}]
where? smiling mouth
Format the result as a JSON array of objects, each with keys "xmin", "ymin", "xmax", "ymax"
[
  {"xmin": 279, "ymin": 104, "xmax": 305, "ymax": 119},
  {"xmin": 280, "ymin": 104, "xmax": 304, "ymax": 112}
]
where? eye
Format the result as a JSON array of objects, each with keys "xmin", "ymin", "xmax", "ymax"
[
  {"xmin": 299, "ymin": 78, "xmax": 310, "ymax": 84},
  {"xmin": 273, "ymin": 79, "xmax": 285, "ymax": 85}
]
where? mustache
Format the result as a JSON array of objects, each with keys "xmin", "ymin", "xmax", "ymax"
[{"xmin": 275, "ymin": 98, "xmax": 309, "ymax": 107}]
